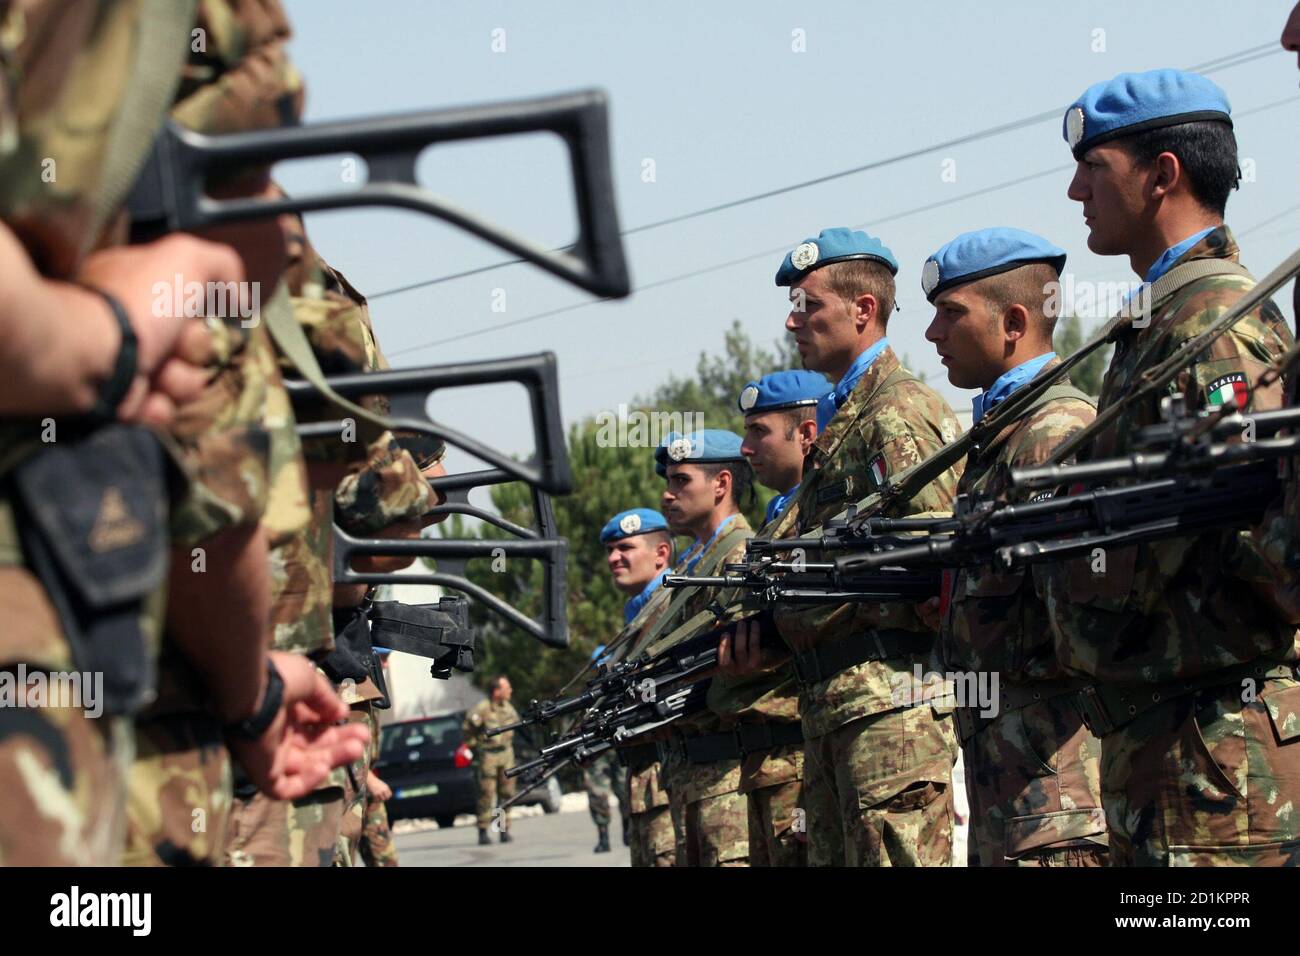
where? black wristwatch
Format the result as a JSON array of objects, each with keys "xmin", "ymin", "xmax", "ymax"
[
  {"xmin": 224, "ymin": 659, "xmax": 284, "ymax": 741},
  {"xmin": 82, "ymin": 285, "xmax": 138, "ymax": 423}
]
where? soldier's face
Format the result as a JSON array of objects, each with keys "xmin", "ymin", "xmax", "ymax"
[
  {"xmin": 605, "ymin": 537, "xmax": 662, "ymax": 592},
  {"xmin": 661, "ymin": 464, "xmax": 718, "ymax": 535},
  {"xmin": 1284, "ymin": 2, "xmax": 1300, "ymax": 71},
  {"xmin": 926, "ymin": 285, "xmax": 1005, "ymax": 390},
  {"xmin": 785, "ymin": 271, "xmax": 862, "ymax": 378},
  {"xmin": 742, "ymin": 411, "xmax": 808, "ymax": 493},
  {"xmin": 1067, "ymin": 143, "xmax": 1148, "ymax": 257},
  {"xmin": 495, "ymin": 679, "xmax": 512, "ymax": 701}
]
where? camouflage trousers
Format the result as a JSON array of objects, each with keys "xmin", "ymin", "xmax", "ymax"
[
  {"xmin": 476, "ymin": 748, "xmax": 515, "ymax": 831},
  {"xmin": 676, "ymin": 789, "xmax": 749, "ymax": 867},
  {"xmin": 628, "ymin": 805, "xmax": 676, "ymax": 867},
  {"xmin": 359, "ymin": 788, "xmax": 399, "ymax": 866},
  {"xmin": 961, "ymin": 694, "xmax": 1108, "ymax": 867},
  {"xmin": 0, "ymin": 681, "xmax": 133, "ymax": 865},
  {"xmin": 803, "ymin": 705, "xmax": 956, "ymax": 867},
  {"xmin": 1101, "ymin": 677, "xmax": 1300, "ymax": 866},
  {"xmin": 747, "ymin": 778, "xmax": 807, "ymax": 867},
  {"xmin": 584, "ymin": 751, "xmax": 628, "ymax": 831}
]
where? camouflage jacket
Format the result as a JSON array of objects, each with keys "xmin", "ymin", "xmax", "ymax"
[
  {"xmin": 640, "ymin": 513, "xmax": 754, "ymax": 804},
  {"xmin": 770, "ymin": 344, "xmax": 963, "ymax": 739},
  {"xmin": 707, "ymin": 504, "xmax": 803, "ymax": 792},
  {"xmin": 1037, "ymin": 226, "xmax": 1300, "ymax": 684},
  {"xmin": 605, "ymin": 581, "xmax": 677, "ymax": 813},
  {"xmin": 941, "ymin": 359, "xmax": 1096, "ymax": 682},
  {"xmin": 463, "ymin": 699, "xmax": 519, "ymax": 755}
]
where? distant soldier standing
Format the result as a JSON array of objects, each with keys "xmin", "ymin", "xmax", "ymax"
[
  {"xmin": 589, "ymin": 508, "xmax": 675, "ymax": 854},
  {"xmin": 464, "ymin": 676, "xmax": 520, "ymax": 845},
  {"xmin": 921, "ymin": 228, "xmax": 1107, "ymax": 866}
]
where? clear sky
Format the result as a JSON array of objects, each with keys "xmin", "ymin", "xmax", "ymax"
[{"xmin": 279, "ymin": 0, "xmax": 1300, "ymax": 495}]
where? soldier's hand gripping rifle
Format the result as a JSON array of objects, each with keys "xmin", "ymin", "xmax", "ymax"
[{"xmin": 129, "ymin": 89, "xmax": 633, "ymax": 653}]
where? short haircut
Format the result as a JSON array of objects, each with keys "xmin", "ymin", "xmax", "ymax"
[
  {"xmin": 644, "ymin": 528, "xmax": 675, "ymax": 562},
  {"xmin": 489, "ymin": 674, "xmax": 509, "ymax": 693},
  {"xmin": 977, "ymin": 262, "xmax": 1063, "ymax": 334},
  {"xmin": 822, "ymin": 259, "xmax": 897, "ymax": 328},
  {"xmin": 777, "ymin": 405, "xmax": 817, "ymax": 439},
  {"xmin": 698, "ymin": 459, "xmax": 755, "ymax": 510},
  {"xmin": 1119, "ymin": 120, "xmax": 1240, "ymax": 216}
]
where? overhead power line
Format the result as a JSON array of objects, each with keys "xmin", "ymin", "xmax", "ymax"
[{"xmin": 369, "ymin": 42, "xmax": 1281, "ymax": 302}]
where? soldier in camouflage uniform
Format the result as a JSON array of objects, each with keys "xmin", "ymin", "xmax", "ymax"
[
  {"xmin": 713, "ymin": 370, "xmax": 829, "ymax": 866},
  {"xmin": 589, "ymin": 508, "xmax": 675, "ymax": 853},
  {"xmin": 596, "ymin": 513, "xmax": 680, "ymax": 867},
  {"xmin": 635, "ymin": 431, "xmax": 756, "ymax": 867},
  {"xmin": 1038, "ymin": 69, "xmax": 1300, "ymax": 866},
  {"xmin": 0, "ymin": 0, "xmax": 364, "ymax": 865},
  {"xmin": 464, "ymin": 676, "xmax": 520, "ymax": 844},
  {"xmin": 737, "ymin": 228, "xmax": 963, "ymax": 866},
  {"xmin": 920, "ymin": 227, "xmax": 1108, "ymax": 866},
  {"xmin": 223, "ymin": 209, "xmax": 440, "ymax": 866}
]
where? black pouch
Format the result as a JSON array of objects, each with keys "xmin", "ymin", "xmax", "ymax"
[
  {"xmin": 322, "ymin": 605, "xmax": 375, "ymax": 684},
  {"xmin": 369, "ymin": 597, "xmax": 475, "ymax": 679},
  {"xmin": 9, "ymin": 424, "xmax": 169, "ymax": 715}
]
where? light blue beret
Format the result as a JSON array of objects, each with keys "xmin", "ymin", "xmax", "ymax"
[
  {"xmin": 921, "ymin": 227, "xmax": 1067, "ymax": 302},
  {"xmin": 600, "ymin": 508, "xmax": 669, "ymax": 544},
  {"xmin": 775, "ymin": 227, "xmax": 899, "ymax": 286},
  {"xmin": 1064, "ymin": 68, "xmax": 1231, "ymax": 160},
  {"xmin": 738, "ymin": 369, "xmax": 831, "ymax": 415},
  {"xmin": 654, "ymin": 429, "xmax": 746, "ymax": 478}
]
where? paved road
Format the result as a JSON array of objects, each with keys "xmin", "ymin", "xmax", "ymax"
[{"xmin": 395, "ymin": 807, "xmax": 632, "ymax": 867}]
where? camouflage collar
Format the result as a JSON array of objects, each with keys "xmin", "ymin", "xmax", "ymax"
[
  {"xmin": 1165, "ymin": 224, "xmax": 1239, "ymax": 272},
  {"xmin": 808, "ymin": 344, "xmax": 904, "ymax": 467}
]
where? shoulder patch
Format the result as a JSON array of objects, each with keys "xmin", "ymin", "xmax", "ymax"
[
  {"xmin": 866, "ymin": 453, "xmax": 888, "ymax": 489},
  {"xmin": 1206, "ymin": 372, "xmax": 1248, "ymax": 409}
]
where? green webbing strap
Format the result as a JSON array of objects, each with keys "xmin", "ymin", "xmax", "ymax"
[
  {"xmin": 87, "ymin": 0, "xmax": 197, "ymax": 259},
  {"xmin": 634, "ymin": 523, "xmax": 753, "ymax": 656},
  {"xmin": 260, "ymin": 283, "xmax": 397, "ymax": 444}
]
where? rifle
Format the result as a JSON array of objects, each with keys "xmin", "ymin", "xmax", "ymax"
[
  {"xmin": 664, "ymin": 560, "xmax": 941, "ymax": 604},
  {"xmin": 129, "ymin": 89, "xmax": 634, "ymax": 651}
]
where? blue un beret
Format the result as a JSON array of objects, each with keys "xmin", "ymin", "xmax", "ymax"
[
  {"xmin": 1064, "ymin": 68, "xmax": 1232, "ymax": 160},
  {"xmin": 775, "ymin": 227, "xmax": 899, "ymax": 286},
  {"xmin": 600, "ymin": 508, "xmax": 669, "ymax": 544},
  {"xmin": 921, "ymin": 227, "xmax": 1067, "ymax": 303},
  {"xmin": 654, "ymin": 429, "xmax": 746, "ymax": 479},
  {"xmin": 738, "ymin": 369, "xmax": 830, "ymax": 415}
]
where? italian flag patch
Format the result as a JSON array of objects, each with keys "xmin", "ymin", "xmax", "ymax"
[
  {"xmin": 867, "ymin": 453, "xmax": 888, "ymax": 488},
  {"xmin": 1206, "ymin": 372, "xmax": 1248, "ymax": 409}
]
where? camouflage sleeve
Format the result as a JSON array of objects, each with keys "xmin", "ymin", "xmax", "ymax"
[
  {"xmin": 868, "ymin": 386, "xmax": 962, "ymax": 518},
  {"xmin": 333, "ymin": 432, "xmax": 438, "ymax": 536},
  {"xmin": 1162, "ymin": 281, "xmax": 1293, "ymax": 414}
]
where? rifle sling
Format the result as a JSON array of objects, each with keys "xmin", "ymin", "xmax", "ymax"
[{"xmin": 261, "ymin": 283, "xmax": 397, "ymax": 444}]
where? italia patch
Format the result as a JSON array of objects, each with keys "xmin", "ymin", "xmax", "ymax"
[
  {"xmin": 867, "ymin": 453, "xmax": 888, "ymax": 489},
  {"xmin": 1206, "ymin": 372, "xmax": 1248, "ymax": 409},
  {"xmin": 815, "ymin": 478, "xmax": 851, "ymax": 507}
]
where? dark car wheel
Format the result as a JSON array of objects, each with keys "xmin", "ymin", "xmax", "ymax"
[{"xmin": 434, "ymin": 814, "xmax": 457, "ymax": 830}]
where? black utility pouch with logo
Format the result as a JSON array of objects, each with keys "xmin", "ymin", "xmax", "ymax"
[{"xmin": 10, "ymin": 425, "xmax": 169, "ymax": 716}]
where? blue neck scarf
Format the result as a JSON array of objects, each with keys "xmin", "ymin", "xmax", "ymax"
[
  {"xmin": 765, "ymin": 483, "xmax": 799, "ymax": 525},
  {"xmin": 973, "ymin": 352, "xmax": 1057, "ymax": 423},
  {"xmin": 816, "ymin": 338, "xmax": 889, "ymax": 432},
  {"xmin": 1145, "ymin": 226, "xmax": 1216, "ymax": 284},
  {"xmin": 675, "ymin": 513, "xmax": 740, "ymax": 576},
  {"xmin": 623, "ymin": 570, "xmax": 667, "ymax": 624}
]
